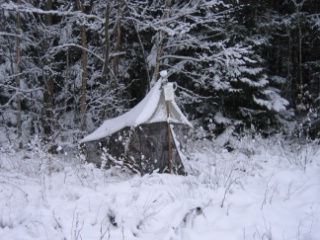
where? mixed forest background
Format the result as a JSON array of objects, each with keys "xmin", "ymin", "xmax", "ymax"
[{"xmin": 0, "ymin": 0, "xmax": 320, "ymax": 150}]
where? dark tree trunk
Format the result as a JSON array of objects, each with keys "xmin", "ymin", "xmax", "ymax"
[
  {"xmin": 43, "ymin": 0, "xmax": 54, "ymax": 137},
  {"xmin": 77, "ymin": 0, "xmax": 88, "ymax": 132},
  {"xmin": 15, "ymin": 0, "xmax": 22, "ymax": 148}
]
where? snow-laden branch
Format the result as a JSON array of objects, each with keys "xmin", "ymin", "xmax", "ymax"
[
  {"xmin": 160, "ymin": 55, "xmax": 204, "ymax": 62},
  {"xmin": 308, "ymin": 13, "xmax": 320, "ymax": 30},
  {"xmin": 51, "ymin": 43, "xmax": 104, "ymax": 61},
  {"xmin": 0, "ymin": 84, "xmax": 44, "ymax": 93},
  {"xmin": 50, "ymin": 44, "xmax": 125, "ymax": 63},
  {"xmin": 0, "ymin": 32, "xmax": 22, "ymax": 38},
  {"xmin": 0, "ymin": 2, "xmax": 104, "ymax": 23},
  {"xmin": 161, "ymin": 52, "xmax": 226, "ymax": 63},
  {"xmin": 177, "ymin": 85, "xmax": 212, "ymax": 100}
]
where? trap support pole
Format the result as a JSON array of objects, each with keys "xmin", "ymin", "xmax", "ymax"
[{"xmin": 166, "ymin": 101, "xmax": 172, "ymax": 174}]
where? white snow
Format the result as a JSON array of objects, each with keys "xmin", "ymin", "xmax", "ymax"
[
  {"xmin": 1, "ymin": 135, "xmax": 320, "ymax": 240},
  {"xmin": 214, "ymin": 112, "xmax": 232, "ymax": 125},
  {"xmin": 253, "ymin": 88, "xmax": 289, "ymax": 112},
  {"xmin": 80, "ymin": 78, "xmax": 192, "ymax": 143},
  {"xmin": 160, "ymin": 70, "xmax": 168, "ymax": 78}
]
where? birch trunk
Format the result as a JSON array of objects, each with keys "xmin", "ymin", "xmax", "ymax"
[
  {"xmin": 15, "ymin": 0, "xmax": 22, "ymax": 148},
  {"xmin": 153, "ymin": 0, "xmax": 171, "ymax": 81},
  {"xmin": 43, "ymin": 0, "xmax": 54, "ymax": 137},
  {"xmin": 100, "ymin": 2, "xmax": 110, "ymax": 120},
  {"xmin": 101, "ymin": 1, "xmax": 110, "ymax": 85},
  {"xmin": 77, "ymin": 0, "xmax": 88, "ymax": 131},
  {"xmin": 113, "ymin": 0, "xmax": 123, "ymax": 81}
]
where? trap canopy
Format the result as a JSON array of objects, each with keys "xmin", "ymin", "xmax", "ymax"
[{"xmin": 80, "ymin": 73, "xmax": 192, "ymax": 175}]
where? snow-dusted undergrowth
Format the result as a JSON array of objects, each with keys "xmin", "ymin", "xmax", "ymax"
[{"xmin": 0, "ymin": 135, "xmax": 319, "ymax": 240}]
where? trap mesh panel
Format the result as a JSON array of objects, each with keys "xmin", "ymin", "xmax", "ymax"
[
  {"xmin": 83, "ymin": 129, "xmax": 130, "ymax": 169},
  {"xmin": 84, "ymin": 123, "xmax": 187, "ymax": 175},
  {"xmin": 128, "ymin": 122, "xmax": 185, "ymax": 175},
  {"xmin": 82, "ymin": 141, "xmax": 102, "ymax": 167}
]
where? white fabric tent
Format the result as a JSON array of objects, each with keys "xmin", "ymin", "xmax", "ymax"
[{"xmin": 80, "ymin": 79, "xmax": 192, "ymax": 143}]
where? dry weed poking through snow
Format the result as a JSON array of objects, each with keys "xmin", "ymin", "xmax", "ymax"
[{"xmin": 0, "ymin": 136, "xmax": 319, "ymax": 240}]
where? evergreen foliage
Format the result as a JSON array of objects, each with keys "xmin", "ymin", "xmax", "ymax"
[{"xmin": 0, "ymin": 0, "xmax": 319, "ymax": 148}]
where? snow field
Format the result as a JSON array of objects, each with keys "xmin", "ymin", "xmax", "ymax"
[{"xmin": 0, "ymin": 136, "xmax": 319, "ymax": 240}]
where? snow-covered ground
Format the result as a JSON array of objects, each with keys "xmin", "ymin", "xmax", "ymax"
[{"xmin": 0, "ymin": 135, "xmax": 319, "ymax": 240}]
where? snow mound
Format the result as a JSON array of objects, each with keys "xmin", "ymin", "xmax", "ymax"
[{"xmin": 0, "ymin": 137, "xmax": 319, "ymax": 240}]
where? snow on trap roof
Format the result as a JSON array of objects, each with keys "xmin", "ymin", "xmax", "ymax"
[{"xmin": 80, "ymin": 79, "xmax": 192, "ymax": 143}]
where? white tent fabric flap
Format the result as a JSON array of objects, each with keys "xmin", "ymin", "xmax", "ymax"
[{"xmin": 80, "ymin": 79, "xmax": 192, "ymax": 143}]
